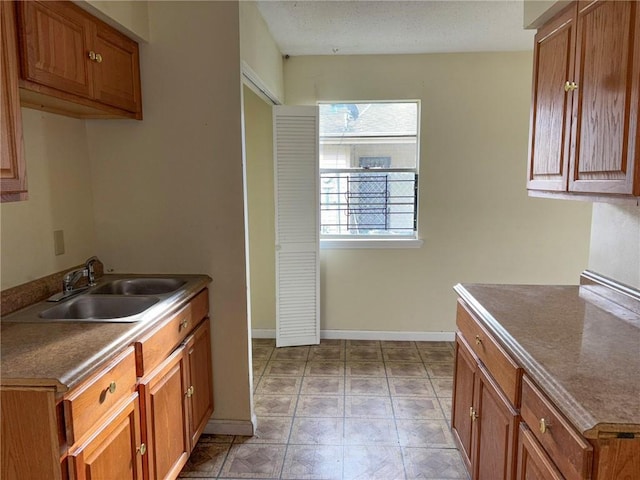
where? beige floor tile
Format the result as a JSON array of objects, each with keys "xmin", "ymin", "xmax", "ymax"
[
  {"xmin": 296, "ymin": 395, "xmax": 344, "ymax": 417},
  {"xmin": 255, "ymin": 376, "xmax": 302, "ymax": 395},
  {"xmin": 309, "ymin": 346, "xmax": 345, "ymax": 361},
  {"xmin": 431, "ymin": 378, "xmax": 454, "ymax": 397},
  {"xmin": 252, "ymin": 346, "xmax": 274, "ymax": 361},
  {"xmin": 220, "ymin": 444, "xmax": 286, "ymax": 479},
  {"xmin": 419, "ymin": 348, "xmax": 454, "ymax": 363},
  {"xmin": 272, "ymin": 346, "xmax": 311, "ymax": 361},
  {"xmin": 402, "ymin": 447, "xmax": 467, "ymax": 479},
  {"xmin": 345, "ymin": 396, "xmax": 394, "ymax": 418},
  {"xmin": 197, "ymin": 434, "xmax": 234, "ymax": 444},
  {"xmin": 281, "ymin": 445, "xmax": 343, "ymax": 480},
  {"xmin": 345, "ymin": 362, "xmax": 387, "ymax": 377},
  {"xmin": 346, "ymin": 348, "xmax": 383, "ymax": 362},
  {"xmin": 253, "ymin": 394, "xmax": 297, "ymax": 417},
  {"xmin": 345, "ymin": 377, "xmax": 390, "ymax": 396},
  {"xmin": 252, "ymin": 360, "xmax": 267, "ymax": 378},
  {"xmin": 388, "ymin": 378, "xmax": 436, "ymax": 397},
  {"xmin": 415, "ymin": 341, "xmax": 454, "ymax": 351},
  {"xmin": 264, "ymin": 361, "xmax": 306, "ymax": 377},
  {"xmin": 393, "ymin": 397, "xmax": 445, "ymax": 420},
  {"xmin": 290, "ymin": 417, "xmax": 344, "ymax": 445},
  {"xmin": 383, "ymin": 349, "xmax": 423, "ymax": 362},
  {"xmin": 179, "ymin": 442, "xmax": 230, "ymax": 477},
  {"xmin": 381, "ymin": 340, "xmax": 416, "ymax": 349},
  {"xmin": 235, "ymin": 416, "xmax": 292, "ymax": 444},
  {"xmin": 385, "ymin": 362, "xmax": 428, "ymax": 377},
  {"xmin": 439, "ymin": 397, "xmax": 453, "ymax": 420},
  {"xmin": 426, "ymin": 362, "xmax": 454, "ymax": 378},
  {"xmin": 346, "ymin": 340, "xmax": 380, "ymax": 348},
  {"xmin": 318, "ymin": 339, "xmax": 345, "ymax": 347},
  {"xmin": 304, "ymin": 361, "xmax": 345, "ymax": 376},
  {"xmin": 344, "ymin": 418, "xmax": 398, "ymax": 445},
  {"xmin": 396, "ymin": 419, "xmax": 456, "ymax": 448},
  {"xmin": 343, "ymin": 445, "xmax": 405, "ymax": 480},
  {"xmin": 301, "ymin": 376, "xmax": 345, "ymax": 396}
]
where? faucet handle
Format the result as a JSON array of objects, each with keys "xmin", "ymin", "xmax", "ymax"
[{"xmin": 85, "ymin": 256, "xmax": 99, "ymax": 286}]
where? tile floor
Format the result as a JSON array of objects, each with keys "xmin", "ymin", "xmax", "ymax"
[{"xmin": 179, "ymin": 339, "xmax": 467, "ymax": 479}]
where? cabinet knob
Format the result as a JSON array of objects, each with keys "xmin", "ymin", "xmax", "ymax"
[
  {"xmin": 539, "ymin": 418, "xmax": 550, "ymax": 434},
  {"xmin": 88, "ymin": 51, "xmax": 96, "ymax": 61},
  {"xmin": 186, "ymin": 385, "xmax": 195, "ymax": 398},
  {"xmin": 108, "ymin": 381, "xmax": 117, "ymax": 394},
  {"xmin": 475, "ymin": 335, "xmax": 482, "ymax": 346},
  {"xmin": 180, "ymin": 319, "xmax": 189, "ymax": 330},
  {"xmin": 137, "ymin": 443, "xmax": 147, "ymax": 455},
  {"xmin": 469, "ymin": 406, "xmax": 478, "ymax": 421},
  {"xmin": 564, "ymin": 81, "xmax": 578, "ymax": 92},
  {"xmin": 95, "ymin": 53, "xmax": 103, "ymax": 63}
]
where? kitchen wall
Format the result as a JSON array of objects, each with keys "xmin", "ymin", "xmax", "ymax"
[
  {"xmin": 84, "ymin": 1, "xmax": 252, "ymax": 432},
  {"xmin": 83, "ymin": 0, "xmax": 149, "ymax": 42},
  {"xmin": 276, "ymin": 52, "xmax": 593, "ymax": 334},
  {"xmin": 244, "ymin": 85, "xmax": 277, "ymax": 329},
  {"xmin": 589, "ymin": 204, "xmax": 640, "ymax": 288},
  {"xmin": 0, "ymin": 110, "xmax": 96, "ymax": 290}
]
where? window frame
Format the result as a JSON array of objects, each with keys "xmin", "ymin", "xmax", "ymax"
[{"xmin": 317, "ymin": 100, "xmax": 422, "ymax": 249}]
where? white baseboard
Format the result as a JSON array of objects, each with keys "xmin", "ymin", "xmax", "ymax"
[
  {"xmin": 252, "ymin": 328, "xmax": 454, "ymax": 342},
  {"xmin": 204, "ymin": 416, "xmax": 256, "ymax": 436}
]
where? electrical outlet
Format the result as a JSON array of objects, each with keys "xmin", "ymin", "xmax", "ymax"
[{"xmin": 53, "ymin": 230, "xmax": 65, "ymax": 256}]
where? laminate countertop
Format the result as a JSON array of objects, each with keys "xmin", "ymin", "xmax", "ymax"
[
  {"xmin": 454, "ymin": 277, "xmax": 640, "ymax": 438},
  {"xmin": 0, "ymin": 274, "xmax": 211, "ymax": 393}
]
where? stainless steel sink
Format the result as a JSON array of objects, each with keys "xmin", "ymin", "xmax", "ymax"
[
  {"xmin": 91, "ymin": 278, "xmax": 187, "ymax": 295},
  {"xmin": 38, "ymin": 296, "xmax": 160, "ymax": 321}
]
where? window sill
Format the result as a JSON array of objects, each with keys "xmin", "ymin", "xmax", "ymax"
[{"xmin": 320, "ymin": 238, "xmax": 424, "ymax": 249}]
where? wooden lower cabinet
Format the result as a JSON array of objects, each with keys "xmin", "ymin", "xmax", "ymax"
[
  {"xmin": 140, "ymin": 317, "xmax": 214, "ymax": 480},
  {"xmin": 517, "ymin": 424, "xmax": 563, "ymax": 480},
  {"xmin": 452, "ymin": 333, "xmax": 519, "ymax": 480},
  {"xmin": 68, "ymin": 392, "xmax": 144, "ymax": 480},
  {"xmin": 140, "ymin": 347, "xmax": 190, "ymax": 480}
]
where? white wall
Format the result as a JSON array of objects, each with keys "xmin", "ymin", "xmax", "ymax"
[
  {"xmin": 85, "ymin": 1, "xmax": 252, "ymax": 429},
  {"xmin": 589, "ymin": 203, "xmax": 640, "ymax": 288},
  {"xmin": 244, "ymin": 85, "xmax": 276, "ymax": 329},
  {"xmin": 280, "ymin": 52, "xmax": 592, "ymax": 334},
  {"xmin": 82, "ymin": 0, "xmax": 150, "ymax": 42},
  {"xmin": 0, "ymin": 109, "xmax": 96, "ymax": 289},
  {"xmin": 239, "ymin": 1, "xmax": 284, "ymax": 103}
]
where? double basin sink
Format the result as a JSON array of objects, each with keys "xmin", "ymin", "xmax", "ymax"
[{"xmin": 37, "ymin": 277, "xmax": 187, "ymax": 322}]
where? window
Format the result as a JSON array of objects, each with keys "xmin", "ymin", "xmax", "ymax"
[{"xmin": 319, "ymin": 102, "xmax": 420, "ymax": 242}]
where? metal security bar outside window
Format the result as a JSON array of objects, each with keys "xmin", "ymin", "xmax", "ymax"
[{"xmin": 319, "ymin": 101, "xmax": 420, "ymax": 238}]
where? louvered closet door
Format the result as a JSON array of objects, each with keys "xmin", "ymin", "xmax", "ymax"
[{"xmin": 273, "ymin": 106, "xmax": 320, "ymax": 347}]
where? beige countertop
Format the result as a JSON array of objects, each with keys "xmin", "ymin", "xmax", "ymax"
[
  {"xmin": 454, "ymin": 279, "xmax": 640, "ymax": 437},
  {"xmin": 1, "ymin": 274, "xmax": 211, "ymax": 393}
]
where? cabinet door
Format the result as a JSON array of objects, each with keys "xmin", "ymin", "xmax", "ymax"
[
  {"xmin": 1, "ymin": 0, "xmax": 27, "ymax": 202},
  {"xmin": 569, "ymin": 0, "xmax": 640, "ymax": 195},
  {"xmin": 516, "ymin": 424, "xmax": 563, "ymax": 480},
  {"xmin": 139, "ymin": 346, "xmax": 190, "ymax": 480},
  {"xmin": 185, "ymin": 318, "xmax": 214, "ymax": 446},
  {"xmin": 93, "ymin": 23, "xmax": 142, "ymax": 115},
  {"xmin": 473, "ymin": 366, "xmax": 518, "ymax": 480},
  {"xmin": 528, "ymin": 3, "xmax": 576, "ymax": 192},
  {"xmin": 16, "ymin": 1, "xmax": 93, "ymax": 99},
  {"xmin": 69, "ymin": 393, "xmax": 144, "ymax": 480},
  {"xmin": 451, "ymin": 334, "xmax": 476, "ymax": 473}
]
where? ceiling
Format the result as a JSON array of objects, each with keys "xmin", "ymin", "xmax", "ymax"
[{"xmin": 255, "ymin": 0, "xmax": 535, "ymax": 56}]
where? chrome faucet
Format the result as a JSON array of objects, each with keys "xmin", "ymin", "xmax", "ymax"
[{"xmin": 49, "ymin": 256, "xmax": 100, "ymax": 301}]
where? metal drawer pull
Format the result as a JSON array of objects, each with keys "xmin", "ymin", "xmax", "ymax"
[
  {"xmin": 180, "ymin": 318, "xmax": 189, "ymax": 330},
  {"xmin": 564, "ymin": 81, "xmax": 578, "ymax": 92},
  {"xmin": 539, "ymin": 418, "xmax": 550, "ymax": 434},
  {"xmin": 470, "ymin": 406, "xmax": 478, "ymax": 421},
  {"xmin": 137, "ymin": 443, "xmax": 147, "ymax": 455},
  {"xmin": 475, "ymin": 335, "xmax": 482, "ymax": 345},
  {"xmin": 185, "ymin": 385, "xmax": 195, "ymax": 398},
  {"xmin": 108, "ymin": 381, "xmax": 116, "ymax": 394}
]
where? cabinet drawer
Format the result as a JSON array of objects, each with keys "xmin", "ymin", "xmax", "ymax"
[
  {"xmin": 456, "ymin": 301, "xmax": 521, "ymax": 405},
  {"xmin": 63, "ymin": 347, "xmax": 137, "ymax": 444},
  {"xmin": 521, "ymin": 375, "xmax": 592, "ymax": 480},
  {"xmin": 135, "ymin": 289, "xmax": 209, "ymax": 377}
]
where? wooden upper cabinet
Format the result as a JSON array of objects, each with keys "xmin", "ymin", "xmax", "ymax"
[
  {"xmin": 1, "ymin": 1, "xmax": 27, "ymax": 202},
  {"xmin": 528, "ymin": 0, "xmax": 640, "ymax": 199},
  {"xmin": 569, "ymin": 0, "xmax": 640, "ymax": 194},
  {"xmin": 15, "ymin": 0, "xmax": 142, "ymax": 120}
]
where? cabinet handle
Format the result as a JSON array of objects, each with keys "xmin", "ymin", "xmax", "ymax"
[
  {"xmin": 469, "ymin": 406, "xmax": 478, "ymax": 421},
  {"xmin": 475, "ymin": 335, "xmax": 482, "ymax": 346},
  {"xmin": 95, "ymin": 53, "xmax": 103, "ymax": 63},
  {"xmin": 137, "ymin": 443, "xmax": 147, "ymax": 455},
  {"xmin": 108, "ymin": 381, "xmax": 116, "ymax": 394},
  {"xmin": 88, "ymin": 51, "xmax": 96, "ymax": 61},
  {"xmin": 539, "ymin": 418, "xmax": 550, "ymax": 434},
  {"xmin": 185, "ymin": 385, "xmax": 194, "ymax": 398},
  {"xmin": 179, "ymin": 319, "xmax": 189, "ymax": 330},
  {"xmin": 564, "ymin": 81, "xmax": 578, "ymax": 92}
]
